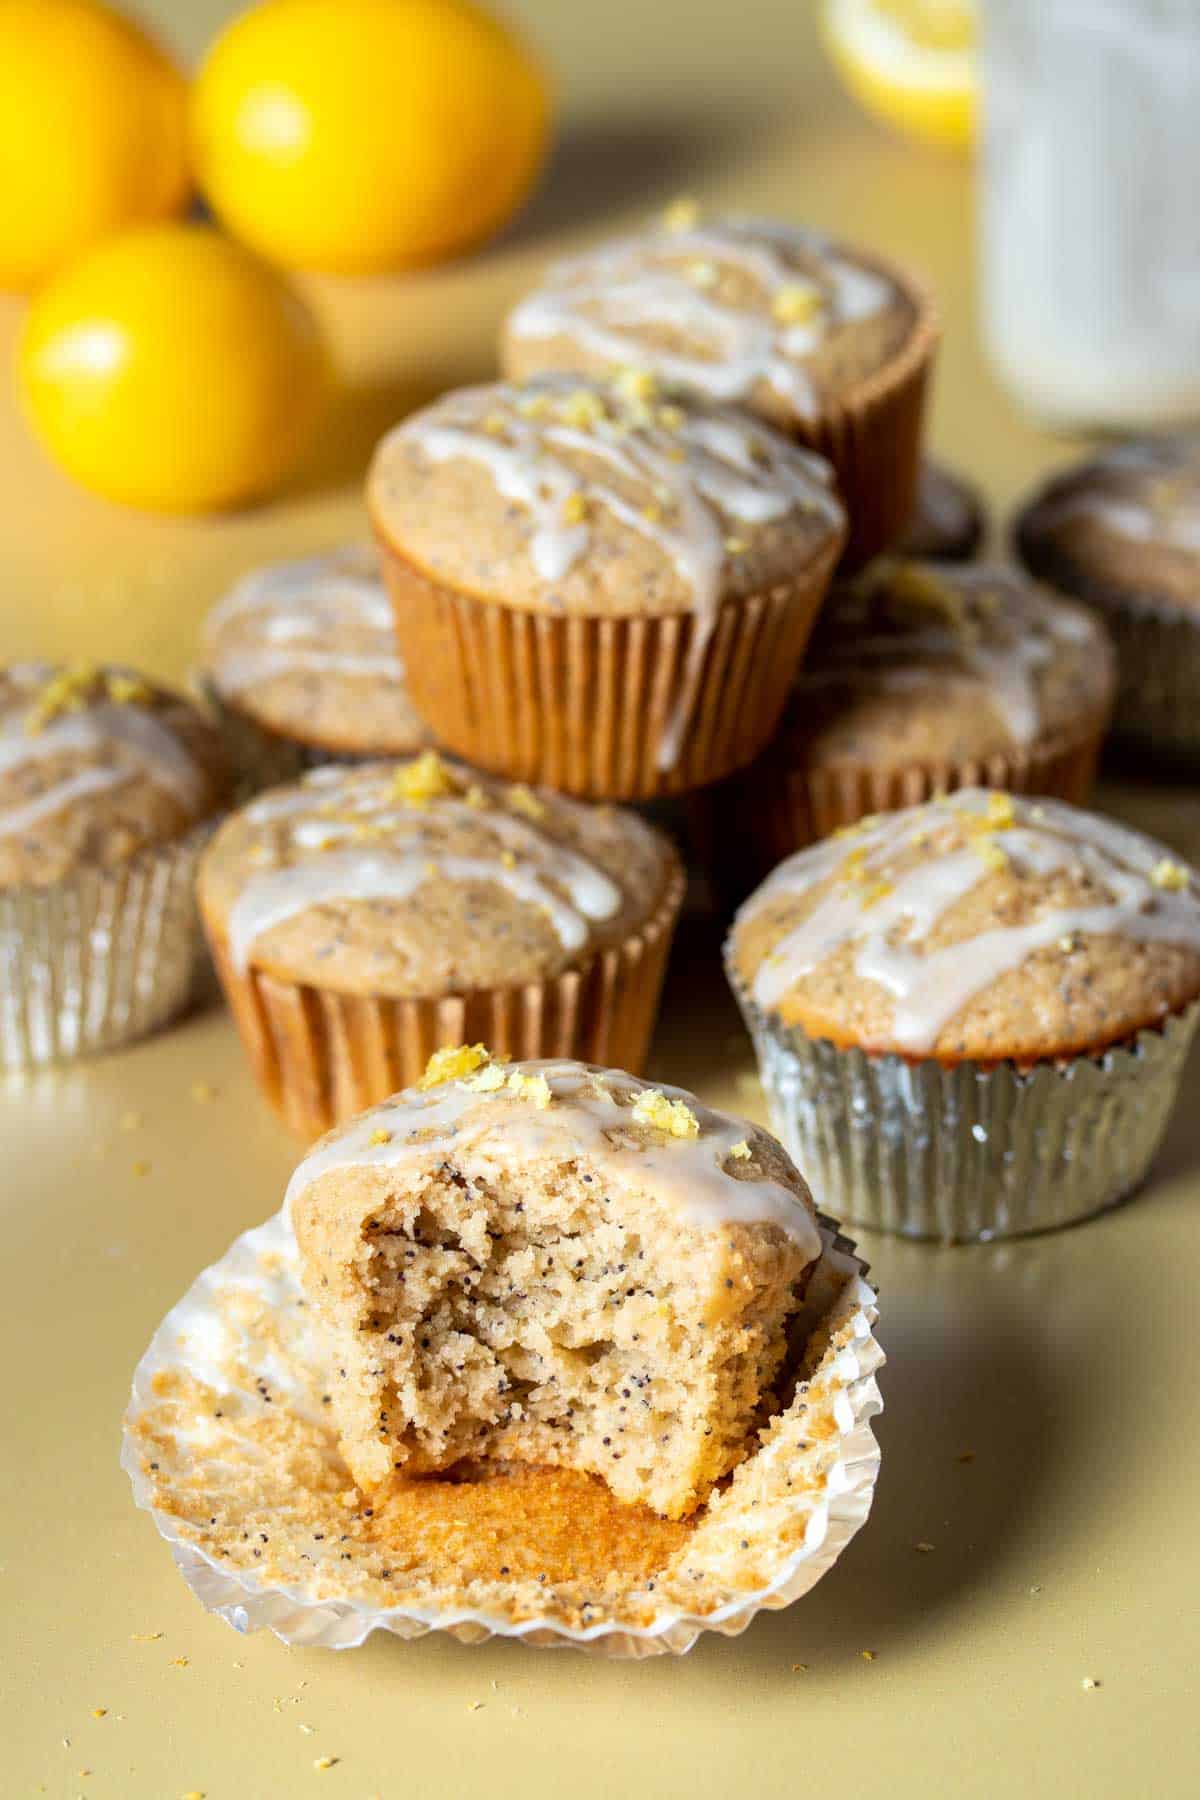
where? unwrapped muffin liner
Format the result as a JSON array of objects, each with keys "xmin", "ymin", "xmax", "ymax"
[
  {"xmin": 0, "ymin": 823, "xmax": 214, "ymax": 1070},
  {"xmin": 202, "ymin": 862, "xmax": 687, "ymax": 1138},
  {"xmin": 729, "ymin": 966, "xmax": 1200, "ymax": 1241},
  {"xmin": 121, "ymin": 1206, "xmax": 882, "ymax": 1657},
  {"xmin": 700, "ymin": 708, "xmax": 1109, "ymax": 907},
  {"xmin": 373, "ymin": 537, "xmax": 844, "ymax": 802},
  {"xmin": 797, "ymin": 289, "xmax": 938, "ymax": 570}
]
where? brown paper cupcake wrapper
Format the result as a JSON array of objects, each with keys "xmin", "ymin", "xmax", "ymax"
[
  {"xmin": 374, "ymin": 535, "xmax": 844, "ymax": 802},
  {"xmin": 797, "ymin": 281, "xmax": 939, "ymax": 570},
  {"xmin": 0, "ymin": 822, "xmax": 215, "ymax": 1070},
  {"xmin": 203, "ymin": 862, "xmax": 686, "ymax": 1138},
  {"xmin": 728, "ymin": 958, "xmax": 1200, "ymax": 1242},
  {"xmin": 699, "ymin": 708, "xmax": 1110, "ymax": 908},
  {"xmin": 122, "ymin": 1205, "xmax": 881, "ymax": 1656}
]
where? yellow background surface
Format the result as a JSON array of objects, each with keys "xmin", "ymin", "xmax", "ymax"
[{"xmin": 3, "ymin": 4, "xmax": 1198, "ymax": 1796}]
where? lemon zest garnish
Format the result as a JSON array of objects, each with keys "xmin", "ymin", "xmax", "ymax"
[
  {"xmin": 631, "ymin": 1089, "xmax": 700, "ymax": 1139},
  {"xmin": 559, "ymin": 388, "xmax": 606, "ymax": 429},
  {"xmin": 984, "ymin": 791, "xmax": 1016, "ymax": 829},
  {"xmin": 507, "ymin": 783, "xmax": 545, "ymax": 821},
  {"xmin": 657, "ymin": 403, "xmax": 686, "ymax": 432},
  {"xmin": 976, "ymin": 840, "xmax": 1009, "ymax": 874},
  {"xmin": 463, "ymin": 1061, "xmax": 508, "ymax": 1094},
  {"xmin": 561, "ymin": 491, "xmax": 588, "ymax": 526},
  {"xmin": 860, "ymin": 879, "xmax": 894, "ymax": 908},
  {"xmin": 500, "ymin": 849, "xmax": 517, "ymax": 869},
  {"xmin": 367, "ymin": 1128, "xmax": 392, "ymax": 1146},
  {"xmin": 772, "ymin": 281, "xmax": 823, "ymax": 326},
  {"xmin": 1151, "ymin": 858, "xmax": 1189, "ymax": 892},
  {"xmin": 390, "ymin": 749, "xmax": 457, "ymax": 808},
  {"xmin": 729, "ymin": 1140, "xmax": 752, "ymax": 1160},
  {"xmin": 506, "ymin": 1069, "xmax": 552, "ymax": 1108},
  {"xmin": 464, "ymin": 784, "xmax": 488, "ymax": 810},
  {"xmin": 724, "ymin": 535, "xmax": 748, "ymax": 555},
  {"xmin": 614, "ymin": 366, "xmax": 659, "ymax": 407},
  {"xmin": 418, "ymin": 1044, "xmax": 489, "ymax": 1089},
  {"xmin": 685, "ymin": 258, "xmax": 719, "ymax": 288},
  {"xmin": 662, "ymin": 195, "xmax": 699, "ymax": 233}
]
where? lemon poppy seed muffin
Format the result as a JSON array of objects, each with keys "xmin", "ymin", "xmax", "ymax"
[
  {"xmin": 501, "ymin": 208, "xmax": 937, "ymax": 564},
  {"xmin": 1, "ymin": 661, "xmax": 231, "ymax": 1064},
  {"xmin": 898, "ymin": 460, "xmax": 987, "ymax": 561},
  {"xmin": 286, "ymin": 1050, "xmax": 822, "ymax": 1520},
  {"xmin": 199, "ymin": 751, "xmax": 684, "ymax": 1134},
  {"xmin": 1014, "ymin": 434, "xmax": 1200, "ymax": 762},
  {"xmin": 1, "ymin": 661, "xmax": 229, "ymax": 888},
  {"xmin": 201, "ymin": 544, "xmax": 431, "ymax": 775},
  {"xmin": 728, "ymin": 791, "xmax": 1200, "ymax": 1239},
  {"xmin": 369, "ymin": 372, "xmax": 846, "ymax": 798},
  {"xmin": 708, "ymin": 560, "xmax": 1114, "ymax": 890}
]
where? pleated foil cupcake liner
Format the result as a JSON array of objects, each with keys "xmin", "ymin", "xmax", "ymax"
[
  {"xmin": 0, "ymin": 823, "xmax": 215, "ymax": 1071},
  {"xmin": 202, "ymin": 860, "xmax": 686, "ymax": 1138},
  {"xmin": 373, "ymin": 533, "xmax": 844, "ymax": 802},
  {"xmin": 697, "ymin": 708, "xmax": 1109, "ymax": 911},
  {"xmin": 799, "ymin": 283, "xmax": 938, "ymax": 571},
  {"xmin": 121, "ymin": 1206, "xmax": 882, "ymax": 1656},
  {"xmin": 729, "ymin": 971, "xmax": 1200, "ymax": 1242}
]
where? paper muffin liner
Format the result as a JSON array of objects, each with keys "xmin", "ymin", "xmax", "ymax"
[
  {"xmin": 728, "ymin": 965, "xmax": 1200, "ymax": 1242},
  {"xmin": 373, "ymin": 533, "xmax": 844, "ymax": 802},
  {"xmin": 0, "ymin": 822, "xmax": 215, "ymax": 1070},
  {"xmin": 201, "ymin": 861, "xmax": 687, "ymax": 1138},
  {"xmin": 697, "ymin": 707, "xmax": 1109, "ymax": 910},
  {"xmin": 1058, "ymin": 589, "xmax": 1200, "ymax": 766},
  {"xmin": 121, "ymin": 1204, "xmax": 882, "ymax": 1657},
  {"xmin": 797, "ymin": 285, "xmax": 939, "ymax": 570}
]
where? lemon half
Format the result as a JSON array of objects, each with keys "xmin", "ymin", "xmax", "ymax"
[{"xmin": 821, "ymin": 0, "xmax": 976, "ymax": 154}]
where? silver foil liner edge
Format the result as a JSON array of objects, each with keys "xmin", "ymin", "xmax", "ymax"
[{"xmin": 727, "ymin": 954, "xmax": 1199, "ymax": 1242}]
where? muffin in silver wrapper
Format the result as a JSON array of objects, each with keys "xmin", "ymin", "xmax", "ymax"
[
  {"xmin": 728, "ymin": 959, "xmax": 1199, "ymax": 1243},
  {"xmin": 1067, "ymin": 588, "xmax": 1200, "ymax": 767},
  {"xmin": 0, "ymin": 823, "xmax": 214, "ymax": 1069}
]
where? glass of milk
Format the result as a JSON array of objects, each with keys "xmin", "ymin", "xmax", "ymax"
[{"xmin": 979, "ymin": 0, "xmax": 1200, "ymax": 428}]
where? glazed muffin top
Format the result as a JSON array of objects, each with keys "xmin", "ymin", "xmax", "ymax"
[
  {"xmin": 500, "ymin": 207, "xmax": 927, "ymax": 432},
  {"xmin": 202, "ymin": 544, "xmax": 430, "ymax": 756},
  {"xmin": 729, "ymin": 790, "xmax": 1200, "ymax": 1064},
  {"xmin": 198, "ymin": 750, "xmax": 681, "ymax": 994},
  {"xmin": 774, "ymin": 561, "xmax": 1114, "ymax": 769},
  {"xmin": 897, "ymin": 461, "xmax": 986, "ymax": 562},
  {"xmin": 369, "ymin": 372, "xmax": 845, "ymax": 621},
  {"xmin": 0, "ymin": 661, "xmax": 230, "ymax": 890},
  {"xmin": 1015, "ymin": 435, "xmax": 1200, "ymax": 615}
]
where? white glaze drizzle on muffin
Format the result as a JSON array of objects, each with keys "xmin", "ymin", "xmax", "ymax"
[
  {"xmin": 506, "ymin": 215, "xmax": 893, "ymax": 419},
  {"xmin": 740, "ymin": 790, "xmax": 1200, "ymax": 1052},
  {"xmin": 0, "ymin": 662, "xmax": 210, "ymax": 842},
  {"xmin": 204, "ymin": 544, "xmax": 406, "ymax": 697},
  {"xmin": 388, "ymin": 375, "xmax": 841, "ymax": 767},
  {"xmin": 796, "ymin": 562, "xmax": 1103, "ymax": 745},
  {"xmin": 223, "ymin": 753, "xmax": 630, "ymax": 971},
  {"xmin": 285, "ymin": 1049, "xmax": 820, "ymax": 1254}
]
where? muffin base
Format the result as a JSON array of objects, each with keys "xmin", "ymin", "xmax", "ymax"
[
  {"xmin": 699, "ymin": 706, "xmax": 1109, "ymax": 909},
  {"xmin": 729, "ymin": 969, "xmax": 1199, "ymax": 1242},
  {"xmin": 122, "ymin": 1205, "xmax": 881, "ymax": 1656},
  {"xmin": 203, "ymin": 861, "xmax": 686, "ymax": 1138},
  {"xmin": 0, "ymin": 824, "xmax": 214, "ymax": 1070},
  {"xmin": 373, "ymin": 536, "xmax": 844, "ymax": 801}
]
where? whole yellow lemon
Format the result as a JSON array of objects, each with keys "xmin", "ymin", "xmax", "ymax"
[
  {"xmin": 19, "ymin": 223, "xmax": 329, "ymax": 513},
  {"xmin": 0, "ymin": 0, "xmax": 190, "ymax": 292},
  {"xmin": 191, "ymin": 0, "xmax": 551, "ymax": 275}
]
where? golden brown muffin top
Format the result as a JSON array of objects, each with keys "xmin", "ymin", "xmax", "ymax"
[
  {"xmin": 198, "ymin": 752, "xmax": 680, "ymax": 995},
  {"xmin": 202, "ymin": 544, "xmax": 430, "ymax": 756},
  {"xmin": 286, "ymin": 1049, "xmax": 820, "ymax": 1256},
  {"xmin": 1015, "ymin": 435, "xmax": 1200, "ymax": 615},
  {"xmin": 500, "ymin": 208, "xmax": 926, "ymax": 431},
  {"xmin": 898, "ymin": 460, "xmax": 986, "ymax": 561},
  {"xmin": 0, "ymin": 661, "xmax": 230, "ymax": 890},
  {"xmin": 729, "ymin": 789, "xmax": 1200, "ymax": 1064},
  {"xmin": 775, "ymin": 561, "xmax": 1114, "ymax": 770},
  {"xmin": 369, "ymin": 371, "xmax": 845, "ymax": 619}
]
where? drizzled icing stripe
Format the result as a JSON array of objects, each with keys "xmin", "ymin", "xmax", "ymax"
[
  {"xmin": 395, "ymin": 382, "xmax": 841, "ymax": 768},
  {"xmin": 1042, "ymin": 488, "xmax": 1200, "ymax": 556},
  {"xmin": 507, "ymin": 219, "xmax": 893, "ymax": 418},
  {"xmin": 284, "ymin": 1058, "xmax": 820, "ymax": 1255},
  {"xmin": 0, "ymin": 694, "xmax": 207, "ymax": 835},
  {"xmin": 799, "ymin": 568, "xmax": 1102, "ymax": 744},
  {"xmin": 741, "ymin": 790, "xmax": 1200, "ymax": 1052},
  {"xmin": 206, "ymin": 549, "xmax": 404, "ymax": 695},
  {"xmin": 226, "ymin": 771, "xmax": 626, "ymax": 972}
]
